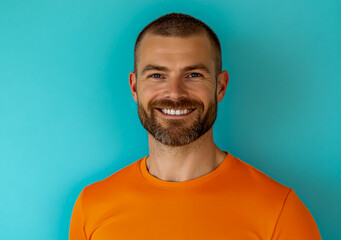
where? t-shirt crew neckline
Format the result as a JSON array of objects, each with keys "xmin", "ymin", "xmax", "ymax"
[{"xmin": 139, "ymin": 151, "xmax": 232, "ymax": 190}]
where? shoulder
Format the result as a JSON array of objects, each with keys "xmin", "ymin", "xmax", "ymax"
[
  {"xmin": 229, "ymin": 154, "xmax": 290, "ymax": 192},
  {"xmin": 225, "ymin": 154, "xmax": 321, "ymax": 238},
  {"xmin": 225, "ymin": 153, "xmax": 292, "ymax": 209},
  {"xmin": 81, "ymin": 157, "xmax": 144, "ymax": 202},
  {"xmin": 73, "ymin": 157, "xmax": 144, "ymax": 232}
]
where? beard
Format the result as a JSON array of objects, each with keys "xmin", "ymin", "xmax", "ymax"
[{"xmin": 137, "ymin": 97, "xmax": 217, "ymax": 146}]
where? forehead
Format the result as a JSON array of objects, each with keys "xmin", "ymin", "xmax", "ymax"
[{"xmin": 137, "ymin": 33, "xmax": 215, "ymax": 73}]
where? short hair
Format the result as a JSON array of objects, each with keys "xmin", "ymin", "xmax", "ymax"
[{"xmin": 134, "ymin": 12, "xmax": 222, "ymax": 80}]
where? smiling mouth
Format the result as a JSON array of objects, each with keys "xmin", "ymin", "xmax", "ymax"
[{"xmin": 157, "ymin": 108, "xmax": 195, "ymax": 116}]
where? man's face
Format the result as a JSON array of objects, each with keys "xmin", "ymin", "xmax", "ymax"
[{"xmin": 129, "ymin": 33, "xmax": 228, "ymax": 146}]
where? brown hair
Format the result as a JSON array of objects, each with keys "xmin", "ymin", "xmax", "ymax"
[{"xmin": 134, "ymin": 12, "xmax": 222, "ymax": 80}]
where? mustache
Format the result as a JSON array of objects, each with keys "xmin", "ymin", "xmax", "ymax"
[{"xmin": 149, "ymin": 98, "xmax": 204, "ymax": 109}]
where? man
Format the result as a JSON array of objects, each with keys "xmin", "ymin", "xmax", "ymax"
[{"xmin": 69, "ymin": 13, "xmax": 322, "ymax": 239}]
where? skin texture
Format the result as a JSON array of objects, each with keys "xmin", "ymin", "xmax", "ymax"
[{"xmin": 129, "ymin": 32, "xmax": 229, "ymax": 182}]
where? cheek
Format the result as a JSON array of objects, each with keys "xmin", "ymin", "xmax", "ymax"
[
  {"xmin": 185, "ymin": 80, "xmax": 216, "ymax": 97},
  {"xmin": 189, "ymin": 87, "xmax": 215, "ymax": 102},
  {"xmin": 137, "ymin": 83, "xmax": 162, "ymax": 104},
  {"xmin": 142, "ymin": 85, "xmax": 163, "ymax": 96}
]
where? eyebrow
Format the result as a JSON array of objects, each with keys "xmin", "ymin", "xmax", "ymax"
[{"xmin": 140, "ymin": 64, "xmax": 212, "ymax": 76}]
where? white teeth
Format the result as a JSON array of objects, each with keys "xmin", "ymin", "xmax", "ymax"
[{"xmin": 161, "ymin": 109, "xmax": 192, "ymax": 116}]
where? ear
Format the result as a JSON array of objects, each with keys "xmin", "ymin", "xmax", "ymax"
[
  {"xmin": 216, "ymin": 70, "xmax": 229, "ymax": 103},
  {"xmin": 129, "ymin": 71, "xmax": 138, "ymax": 102}
]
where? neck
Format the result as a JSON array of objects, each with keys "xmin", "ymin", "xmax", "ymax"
[{"xmin": 146, "ymin": 129, "xmax": 227, "ymax": 182}]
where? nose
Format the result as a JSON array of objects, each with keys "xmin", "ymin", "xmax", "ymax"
[{"xmin": 163, "ymin": 76, "xmax": 188, "ymax": 100}]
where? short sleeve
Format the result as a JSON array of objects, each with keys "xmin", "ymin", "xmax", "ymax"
[
  {"xmin": 271, "ymin": 189, "xmax": 322, "ymax": 240},
  {"xmin": 69, "ymin": 189, "xmax": 87, "ymax": 240}
]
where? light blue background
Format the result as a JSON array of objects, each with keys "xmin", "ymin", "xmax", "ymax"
[{"xmin": 0, "ymin": 0, "xmax": 340, "ymax": 239}]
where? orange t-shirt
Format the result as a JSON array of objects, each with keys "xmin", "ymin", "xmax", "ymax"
[{"xmin": 69, "ymin": 152, "xmax": 321, "ymax": 240}]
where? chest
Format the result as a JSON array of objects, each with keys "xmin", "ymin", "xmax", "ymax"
[{"xmin": 86, "ymin": 190, "xmax": 273, "ymax": 240}]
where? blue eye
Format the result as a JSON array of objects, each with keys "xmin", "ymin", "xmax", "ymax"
[
  {"xmin": 188, "ymin": 73, "xmax": 201, "ymax": 78},
  {"xmin": 151, "ymin": 74, "xmax": 162, "ymax": 78}
]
